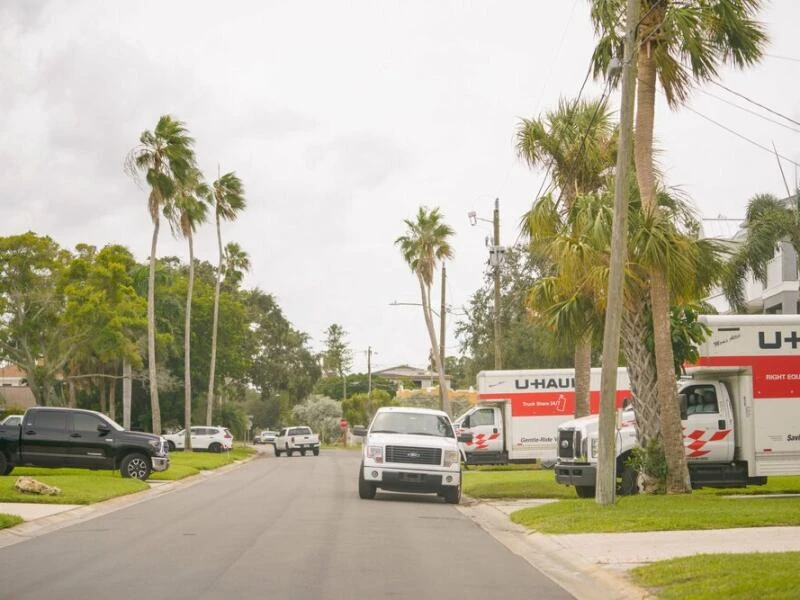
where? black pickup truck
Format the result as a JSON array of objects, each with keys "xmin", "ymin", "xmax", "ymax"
[{"xmin": 0, "ymin": 407, "xmax": 169, "ymax": 480}]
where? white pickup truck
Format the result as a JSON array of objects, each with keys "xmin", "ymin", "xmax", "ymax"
[
  {"xmin": 353, "ymin": 406, "xmax": 473, "ymax": 504},
  {"xmin": 274, "ymin": 426, "xmax": 320, "ymax": 457}
]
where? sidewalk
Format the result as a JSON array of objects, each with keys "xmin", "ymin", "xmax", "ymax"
[{"xmin": 457, "ymin": 498, "xmax": 800, "ymax": 600}]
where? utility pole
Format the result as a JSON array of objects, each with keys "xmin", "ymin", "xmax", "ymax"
[
  {"xmin": 597, "ymin": 0, "xmax": 639, "ymax": 506},
  {"xmin": 367, "ymin": 346, "xmax": 374, "ymax": 416},
  {"xmin": 439, "ymin": 263, "xmax": 448, "ymax": 409},
  {"xmin": 491, "ymin": 198, "xmax": 502, "ymax": 370}
]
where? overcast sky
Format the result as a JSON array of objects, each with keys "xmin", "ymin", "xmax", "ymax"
[{"xmin": 2, "ymin": 1, "xmax": 799, "ymax": 374}]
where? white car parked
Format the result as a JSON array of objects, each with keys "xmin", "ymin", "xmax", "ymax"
[{"xmin": 163, "ymin": 426, "xmax": 233, "ymax": 452}]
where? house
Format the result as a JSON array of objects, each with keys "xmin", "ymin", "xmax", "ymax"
[
  {"xmin": 0, "ymin": 363, "xmax": 37, "ymax": 409},
  {"xmin": 372, "ymin": 365, "xmax": 451, "ymax": 390}
]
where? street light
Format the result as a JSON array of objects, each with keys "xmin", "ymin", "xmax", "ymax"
[{"xmin": 468, "ymin": 198, "xmax": 503, "ymax": 369}]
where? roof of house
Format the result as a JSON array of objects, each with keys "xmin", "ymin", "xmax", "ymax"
[{"xmin": 372, "ymin": 365, "xmax": 450, "ymax": 380}]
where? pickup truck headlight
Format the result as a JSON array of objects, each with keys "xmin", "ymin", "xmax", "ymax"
[
  {"xmin": 366, "ymin": 445, "xmax": 383, "ymax": 464},
  {"xmin": 443, "ymin": 449, "xmax": 460, "ymax": 467},
  {"xmin": 590, "ymin": 438, "xmax": 598, "ymax": 458},
  {"xmin": 148, "ymin": 439, "xmax": 161, "ymax": 450}
]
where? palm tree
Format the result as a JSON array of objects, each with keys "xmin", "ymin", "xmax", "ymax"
[
  {"xmin": 722, "ymin": 192, "xmax": 800, "ymax": 311},
  {"xmin": 590, "ymin": 0, "xmax": 767, "ymax": 493},
  {"xmin": 396, "ymin": 207, "xmax": 454, "ymax": 414},
  {"xmin": 166, "ymin": 168, "xmax": 209, "ymax": 450},
  {"xmin": 206, "ymin": 171, "xmax": 247, "ymax": 426},
  {"xmin": 126, "ymin": 115, "xmax": 196, "ymax": 434},
  {"xmin": 517, "ymin": 97, "xmax": 616, "ymax": 417},
  {"xmin": 222, "ymin": 242, "xmax": 251, "ymax": 292}
]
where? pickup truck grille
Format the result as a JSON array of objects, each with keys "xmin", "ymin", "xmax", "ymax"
[
  {"xmin": 385, "ymin": 446, "xmax": 442, "ymax": 465},
  {"xmin": 557, "ymin": 429, "xmax": 580, "ymax": 460}
]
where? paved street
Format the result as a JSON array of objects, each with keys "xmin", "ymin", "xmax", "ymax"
[{"xmin": 0, "ymin": 449, "xmax": 573, "ymax": 600}]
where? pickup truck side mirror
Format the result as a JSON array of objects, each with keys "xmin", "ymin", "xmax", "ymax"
[
  {"xmin": 457, "ymin": 432, "xmax": 473, "ymax": 444},
  {"xmin": 97, "ymin": 423, "xmax": 111, "ymax": 435},
  {"xmin": 678, "ymin": 393, "xmax": 688, "ymax": 420},
  {"xmin": 351, "ymin": 425, "xmax": 367, "ymax": 437}
]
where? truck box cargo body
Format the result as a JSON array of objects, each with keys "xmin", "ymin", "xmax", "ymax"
[
  {"xmin": 555, "ymin": 314, "xmax": 800, "ymax": 497},
  {"xmin": 454, "ymin": 368, "xmax": 631, "ymax": 465}
]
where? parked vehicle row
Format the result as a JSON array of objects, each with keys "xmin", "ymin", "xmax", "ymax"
[{"xmin": 254, "ymin": 430, "xmax": 278, "ymax": 445}]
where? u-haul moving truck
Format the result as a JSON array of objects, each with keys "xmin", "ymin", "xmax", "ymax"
[
  {"xmin": 454, "ymin": 367, "xmax": 631, "ymax": 465},
  {"xmin": 555, "ymin": 314, "xmax": 800, "ymax": 497}
]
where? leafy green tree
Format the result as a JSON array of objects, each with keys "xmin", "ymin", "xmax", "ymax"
[
  {"xmin": 517, "ymin": 96, "xmax": 616, "ymax": 417},
  {"xmin": 456, "ymin": 244, "xmax": 573, "ymax": 382},
  {"xmin": 396, "ymin": 207, "xmax": 454, "ymax": 414},
  {"xmin": 341, "ymin": 389, "xmax": 394, "ymax": 428},
  {"xmin": 291, "ymin": 395, "xmax": 343, "ymax": 443},
  {"xmin": 321, "ymin": 324, "xmax": 352, "ymax": 400},
  {"xmin": 590, "ymin": 0, "xmax": 767, "ymax": 494},
  {"xmin": 0, "ymin": 233, "xmax": 76, "ymax": 405},
  {"xmin": 206, "ymin": 171, "xmax": 247, "ymax": 425},
  {"xmin": 126, "ymin": 114, "xmax": 197, "ymax": 434}
]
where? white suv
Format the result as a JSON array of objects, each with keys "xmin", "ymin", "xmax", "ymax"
[{"xmin": 163, "ymin": 426, "xmax": 233, "ymax": 452}]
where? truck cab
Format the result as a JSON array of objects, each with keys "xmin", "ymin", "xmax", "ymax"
[{"xmin": 454, "ymin": 403, "xmax": 505, "ymax": 464}]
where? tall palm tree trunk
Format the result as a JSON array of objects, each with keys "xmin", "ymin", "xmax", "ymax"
[
  {"xmin": 109, "ymin": 370, "xmax": 117, "ymax": 422},
  {"xmin": 184, "ymin": 233, "xmax": 195, "ymax": 451},
  {"xmin": 207, "ymin": 215, "xmax": 222, "ymax": 426},
  {"xmin": 123, "ymin": 358, "xmax": 132, "ymax": 430},
  {"xmin": 148, "ymin": 219, "xmax": 162, "ymax": 434},
  {"xmin": 417, "ymin": 275, "xmax": 449, "ymax": 415},
  {"xmin": 635, "ymin": 45, "xmax": 690, "ymax": 493},
  {"xmin": 573, "ymin": 332, "xmax": 592, "ymax": 418}
]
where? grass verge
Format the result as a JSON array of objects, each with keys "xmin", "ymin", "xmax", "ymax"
[
  {"xmin": 630, "ymin": 552, "xmax": 800, "ymax": 599},
  {"xmin": 0, "ymin": 446, "xmax": 256, "ymax": 530},
  {"xmin": 463, "ymin": 468, "xmax": 576, "ymax": 499},
  {"xmin": 510, "ymin": 493, "xmax": 800, "ymax": 533}
]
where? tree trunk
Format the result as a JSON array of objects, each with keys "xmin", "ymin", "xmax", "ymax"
[
  {"xmin": 635, "ymin": 42, "xmax": 691, "ymax": 494},
  {"xmin": 184, "ymin": 233, "xmax": 195, "ymax": 451},
  {"xmin": 68, "ymin": 379, "xmax": 76, "ymax": 408},
  {"xmin": 109, "ymin": 369, "xmax": 117, "ymax": 422},
  {"xmin": 148, "ymin": 219, "xmax": 162, "ymax": 434},
  {"xmin": 99, "ymin": 375, "xmax": 107, "ymax": 414},
  {"xmin": 207, "ymin": 214, "xmax": 223, "ymax": 426},
  {"xmin": 573, "ymin": 332, "xmax": 592, "ymax": 418},
  {"xmin": 417, "ymin": 274, "xmax": 449, "ymax": 415},
  {"xmin": 620, "ymin": 292, "xmax": 660, "ymax": 448},
  {"xmin": 123, "ymin": 358, "xmax": 132, "ymax": 430}
]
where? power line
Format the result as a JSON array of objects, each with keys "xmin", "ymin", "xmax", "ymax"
[
  {"xmin": 765, "ymin": 53, "xmax": 800, "ymax": 64},
  {"xmin": 678, "ymin": 101, "xmax": 800, "ymax": 169},
  {"xmin": 710, "ymin": 81, "xmax": 800, "ymax": 129},
  {"xmin": 696, "ymin": 88, "xmax": 800, "ymax": 135}
]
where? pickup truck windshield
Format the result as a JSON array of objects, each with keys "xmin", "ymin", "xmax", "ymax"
[{"xmin": 370, "ymin": 413, "xmax": 454, "ymax": 438}]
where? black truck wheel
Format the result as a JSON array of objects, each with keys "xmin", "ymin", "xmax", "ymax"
[
  {"xmin": 575, "ymin": 485, "xmax": 595, "ymax": 498},
  {"xmin": 442, "ymin": 484, "xmax": 461, "ymax": 504},
  {"xmin": 121, "ymin": 453, "xmax": 152, "ymax": 480},
  {"xmin": 0, "ymin": 452, "xmax": 13, "ymax": 476},
  {"xmin": 358, "ymin": 465, "xmax": 376, "ymax": 499},
  {"xmin": 313, "ymin": 448, "xmax": 319, "ymax": 456}
]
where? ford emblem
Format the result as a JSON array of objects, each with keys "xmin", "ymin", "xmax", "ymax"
[
  {"xmin": 408, "ymin": 452, "xmax": 420, "ymax": 458},
  {"xmin": 560, "ymin": 440, "xmax": 569, "ymax": 448}
]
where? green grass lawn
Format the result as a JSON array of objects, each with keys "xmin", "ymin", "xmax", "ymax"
[
  {"xmin": 463, "ymin": 468, "xmax": 576, "ymax": 499},
  {"xmin": 510, "ymin": 493, "xmax": 800, "ymax": 533},
  {"xmin": 0, "ymin": 446, "xmax": 257, "ymax": 530},
  {"xmin": 630, "ymin": 552, "xmax": 800, "ymax": 599}
]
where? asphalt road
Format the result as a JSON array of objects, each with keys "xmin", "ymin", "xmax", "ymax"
[{"xmin": 0, "ymin": 449, "xmax": 573, "ymax": 600}]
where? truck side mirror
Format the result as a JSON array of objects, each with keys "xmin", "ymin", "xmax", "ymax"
[
  {"xmin": 351, "ymin": 425, "xmax": 367, "ymax": 437},
  {"xmin": 461, "ymin": 416, "xmax": 470, "ymax": 428},
  {"xmin": 678, "ymin": 393, "xmax": 688, "ymax": 420},
  {"xmin": 457, "ymin": 432, "xmax": 473, "ymax": 444},
  {"xmin": 97, "ymin": 423, "xmax": 111, "ymax": 435}
]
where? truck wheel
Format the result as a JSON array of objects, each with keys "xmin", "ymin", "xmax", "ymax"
[
  {"xmin": 121, "ymin": 453, "xmax": 151, "ymax": 480},
  {"xmin": 300, "ymin": 449, "xmax": 307, "ymax": 456},
  {"xmin": 443, "ymin": 484, "xmax": 461, "ymax": 504},
  {"xmin": 287, "ymin": 448, "xmax": 293, "ymax": 457},
  {"xmin": 618, "ymin": 465, "xmax": 639, "ymax": 496},
  {"xmin": 575, "ymin": 485, "xmax": 595, "ymax": 498},
  {"xmin": 209, "ymin": 442, "xmax": 222, "ymax": 453},
  {"xmin": 0, "ymin": 452, "xmax": 13, "ymax": 476},
  {"xmin": 167, "ymin": 441, "xmax": 176, "ymax": 452},
  {"xmin": 358, "ymin": 466, "xmax": 376, "ymax": 499},
  {"xmin": 313, "ymin": 448, "xmax": 319, "ymax": 456},
  {"xmin": 274, "ymin": 446, "xmax": 282, "ymax": 457}
]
